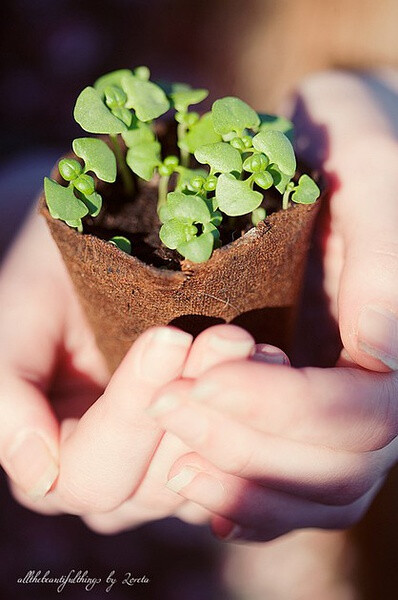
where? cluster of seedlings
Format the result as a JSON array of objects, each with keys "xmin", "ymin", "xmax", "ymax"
[{"xmin": 44, "ymin": 66, "xmax": 320, "ymax": 263}]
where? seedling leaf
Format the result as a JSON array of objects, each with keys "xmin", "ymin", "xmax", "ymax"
[
  {"xmin": 253, "ymin": 130, "xmax": 296, "ymax": 176},
  {"xmin": 212, "ymin": 97, "xmax": 260, "ymax": 135},
  {"xmin": 123, "ymin": 75, "xmax": 170, "ymax": 121},
  {"xmin": 194, "ymin": 142, "xmax": 242, "ymax": 174},
  {"xmin": 159, "ymin": 219, "xmax": 194, "ymax": 249},
  {"xmin": 109, "ymin": 235, "xmax": 131, "ymax": 254},
  {"xmin": 126, "ymin": 140, "xmax": 161, "ymax": 180},
  {"xmin": 44, "ymin": 178, "xmax": 89, "ymax": 221},
  {"xmin": 80, "ymin": 190, "xmax": 102, "ymax": 217},
  {"xmin": 94, "ymin": 69, "xmax": 132, "ymax": 96},
  {"xmin": 170, "ymin": 87, "xmax": 208, "ymax": 112},
  {"xmin": 176, "ymin": 167, "xmax": 208, "ymax": 192},
  {"xmin": 74, "ymin": 87, "xmax": 127, "ymax": 134},
  {"xmin": 291, "ymin": 174, "xmax": 320, "ymax": 204},
  {"xmin": 72, "ymin": 138, "xmax": 117, "ymax": 183},
  {"xmin": 179, "ymin": 112, "xmax": 221, "ymax": 154},
  {"xmin": 216, "ymin": 173, "xmax": 263, "ymax": 216},
  {"xmin": 122, "ymin": 123, "xmax": 155, "ymax": 147},
  {"xmin": 166, "ymin": 192, "xmax": 211, "ymax": 223},
  {"xmin": 177, "ymin": 232, "xmax": 215, "ymax": 263}
]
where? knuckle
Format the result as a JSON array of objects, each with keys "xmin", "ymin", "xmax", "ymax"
[{"xmin": 57, "ymin": 479, "xmax": 120, "ymax": 514}]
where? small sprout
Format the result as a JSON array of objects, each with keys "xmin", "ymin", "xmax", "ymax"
[
  {"xmin": 291, "ymin": 174, "xmax": 320, "ymax": 205},
  {"xmin": 241, "ymin": 135, "xmax": 253, "ymax": 149},
  {"xmin": 212, "ymin": 97, "xmax": 260, "ymax": 136},
  {"xmin": 252, "ymin": 130, "xmax": 296, "ymax": 177},
  {"xmin": 253, "ymin": 171, "xmax": 273, "ymax": 189},
  {"xmin": 175, "ymin": 167, "xmax": 208, "ymax": 192},
  {"xmin": 104, "ymin": 85, "xmax": 128, "ymax": 109},
  {"xmin": 74, "ymin": 174, "xmax": 95, "ymax": 196},
  {"xmin": 164, "ymin": 155, "xmax": 179, "ymax": 168},
  {"xmin": 189, "ymin": 176, "xmax": 206, "ymax": 192},
  {"xmin": 251, "ymin": 207, "xmax": 266, "ymax": 226},
  {"xmin": 230, "ymin": 137, "xmax": 246, "ymax": 151},
  {"xmin": 109, "ymin": 235, "xmax": 131, "ymax": 254},
  {"xmin": 194, "ymin": 142, "xmax": 242, "ymax": 174},
  {"xmin": 216, "ymin": 173, "xmax": 263, "ymax": 216},
  {"xmin": 59, "ymin": 158, "xmax": 83, "ymax": 181},
  {"xmin": 243, "ymin": 153, "xmax": 268, "ymax": 173},
  {"xmin": 124, "ymin": 125, "xmax": 161, "ymax": 181},
  {"xmin": 203, "ymin": 174, "xmax": 217, "ymax": 191}
]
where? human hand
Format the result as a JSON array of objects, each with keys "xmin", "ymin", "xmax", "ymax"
[
  {"xmin": 143, "ymin": 70, "xmax": 398, "ymax": 542},
  {"xmin": 0, "ymin": 225, "xmax": 261, "ymax": 532}
]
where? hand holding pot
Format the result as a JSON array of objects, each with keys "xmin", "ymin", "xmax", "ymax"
[{"xmin": 145, "ymin": 70, "xmax": 398, "ymax": 541}]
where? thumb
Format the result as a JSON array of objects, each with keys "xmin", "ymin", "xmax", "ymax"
[{"xmin": 337, "ymin": 137, "xmax": 398, "ymax": 371}]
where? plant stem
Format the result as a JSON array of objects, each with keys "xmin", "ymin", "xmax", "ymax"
[
  {"xmin": 109, "ymin": 134, "xmax": 134, "ymax": 195},
  {"xmin": 177, "ymin": 118, "xmax": 189, "ymax": 167},
  {"xmin": 157, "ymin": 175, "xmax": 169, "ymax": 213},
  {"xmin": 282, "ymin": 188, "xmax": 292, "ymax": 210}
]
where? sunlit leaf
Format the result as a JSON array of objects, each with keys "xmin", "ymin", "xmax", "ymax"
[
  {"xmin": 122, "ymin": 122, "xmax": 155, "ymax": 147},
  {"xmin": 291, "ymin": 174, "xmax": 320, "ymax": 204},
  {"xmin": 252, "ymin": 130, "xmax": 296, "ymax": 176},
  {"xmin": 216, "ymin": 173, "xmax": 263, "ymax": 216},
  {"xmin": 74, "ymin": 87, "xmax": 127, "ymax": 134},
  {"xmin": 170, "ymin": 87, "xmax": 208, "ymax": 112},
  {"xmin": 94, "ymin": 69, "xmax": 133, "ymax": 96},
  {"xmin": 72, "ymin": 138, "xmax": 117, "ymax": 183},
  {"xmin": 166, "ymin": 192, "xmax": 211, "ymax": 223},
  {"xmin": 126, "ymin": 140, "xmax": 161, "ymax": 180},
  {"xmin": 179, "ymin": 112, "xmax": 221, "ymax": 154},
  {"xmin": 44, "ymin": 178, "xmax": 89, "ymax": 221},
  {"xmin": 159, "ymin": 219, "xmax": 195, "ymax": 249},
  {"xmin": 123, "ymin": 75, "xmax": 170, "ymax": 121},
  {"xmin": 177, "ymin": 232, "xmax": 215, "ymax": 263},
  {"xmin": 212, "ymin": 97, "xmax": 260, "ymax": 135},
  {"xmin": 194, "ymin": 142, "xmax": 242, "ymax": 174}
]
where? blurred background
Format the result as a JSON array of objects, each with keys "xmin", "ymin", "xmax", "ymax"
[{"xmin": 1, "ymin": 1, "xmax": 398, "ymax": 598}]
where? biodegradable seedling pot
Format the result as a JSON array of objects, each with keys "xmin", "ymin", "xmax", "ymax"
[
  {"xmin": 40, "ymin": 167, "xmax": 320, "ymax": 374},
  {"xmin": 42, "ymin": 70, "xmax": 322, "ymax": 373}
]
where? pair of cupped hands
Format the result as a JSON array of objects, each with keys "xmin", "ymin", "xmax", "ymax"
[{"xmin": 1, "ymin": 70, "xmax": 398, "ymax": 543}]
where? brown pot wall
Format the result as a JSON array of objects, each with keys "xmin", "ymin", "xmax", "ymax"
[{"xmin": 40, "ymin": 185, "xmax": 320, "ymax": 373}]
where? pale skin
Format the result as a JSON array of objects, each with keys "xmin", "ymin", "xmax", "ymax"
[{"xmin": 0, "ymin": 70, "xmax": 398, "ymax": 541}]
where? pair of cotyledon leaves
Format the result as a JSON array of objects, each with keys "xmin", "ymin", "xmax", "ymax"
[
  {"xmin": 159, "ymin": 191, "xmax": 221, "ymax": 263},
  {"xmin": 44, "ymin": 137, "xmax": 116, "ymax": 226}
]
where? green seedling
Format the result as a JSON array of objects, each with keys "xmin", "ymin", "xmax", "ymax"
[{"xmin": 44, "ymin": 66, "xmax": 320, "ymax": 261}]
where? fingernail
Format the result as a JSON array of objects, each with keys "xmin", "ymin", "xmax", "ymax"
[
  {"xmin": 138, "ymin": 327, "xmax": 193, "ymax": 381},
  {"xmin": 146, "ymin": 393, "xmax": 180, "ymax": 417},
  {"xmin": 166, "ymin": 466, "xmax": 199, "ymax": 492},
  {"xmin": 358, "ymin": 306, "xmax": 398, "ymax": 370},
  {"xmin": 150, "ymin": 327, "xmax": 193, "ymax": 347},
  {"xmin": 208, "ymin": 331, "xmax": 254, "ymax": 356},
  {"xmin": 252, "ymin": 344, "xmax": 289, "ymax": 365},
  {"xmin": 5, "ymin": 431, "xmax": 58, "ymax": 500}
]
